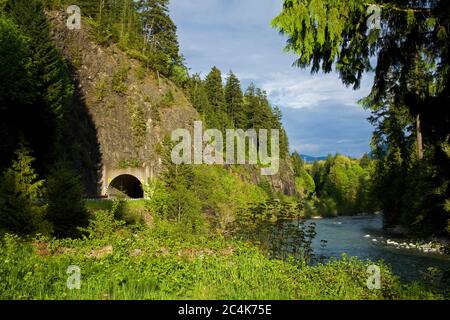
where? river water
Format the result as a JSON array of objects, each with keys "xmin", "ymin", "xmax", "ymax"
[{"xmin": 309, "ymin": 214, "xmax": 450, "ymax": 282}]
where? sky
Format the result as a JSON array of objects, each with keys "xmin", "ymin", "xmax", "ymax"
[{"xmin": 169, "ymin": 0, "xmax": 375, "ymax": 158}]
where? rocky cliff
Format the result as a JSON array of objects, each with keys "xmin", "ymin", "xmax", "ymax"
[{"xmin": 47, "ymin": 10, "xmax": 297, "ymax": 196}]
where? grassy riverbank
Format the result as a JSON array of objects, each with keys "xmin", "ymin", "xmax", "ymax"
[{"xmin": 0, "ymin": 203, "xmax": 447, "ymax": 300}]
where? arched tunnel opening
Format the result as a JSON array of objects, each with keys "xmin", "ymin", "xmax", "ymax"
[{"xmin": 108, "ymin": 174, "xmax": 144, "ymax": 199}]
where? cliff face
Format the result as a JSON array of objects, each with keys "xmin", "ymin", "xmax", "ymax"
[
  {"xmin": 47, "ymin": 10, "xmax": 297, "ymax": 196},
  {"xmin": 48, "ymin": 11, "xmax": 198, "ymax": 178}
]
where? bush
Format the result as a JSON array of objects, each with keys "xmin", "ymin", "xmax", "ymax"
[
  {"xmin": 79, "ymin": 209, "xmax": 125, "ymax": 240},
  {"xmin": 94, "ymin": 78, "xmax": 107, "ymax": 102},
  {"xmin": 111, "ymin": 65, "xmax": 129, "ymax": 94},
  {"xmin": 159, "ymin": 90, "xmax": 175, "ymax": 108},
  {"xmin": 233, "ymin": 198, "xmax": 316, "ymax": 265},
  {"xmin": 316, "ymin": 196, "xmax": 338, "ymax": 217},
  {"xmin": 45, "ymin": 164, "xmax": 89, "ymax": 238}
]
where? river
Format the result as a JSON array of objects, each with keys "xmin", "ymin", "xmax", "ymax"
[{"xmin": 309, "ymin": 214, "xmax": 450, "ymax": 282}]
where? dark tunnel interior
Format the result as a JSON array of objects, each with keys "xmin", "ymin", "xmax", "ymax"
[{"xmin": 108, "ymin": 174, "xmax": 144, "ymax": 199}]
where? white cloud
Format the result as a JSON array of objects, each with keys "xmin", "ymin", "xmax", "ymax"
[{"xmin": 261, "ymin": 71, "xmax": 373, "ymax": 109}]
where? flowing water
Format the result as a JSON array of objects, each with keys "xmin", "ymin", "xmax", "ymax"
[{"xmin": 309, "ymin": 214, "xmax": 450, "ymax": 282}]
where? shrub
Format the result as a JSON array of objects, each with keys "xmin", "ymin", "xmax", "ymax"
[
  {"xmin": 159, "ymin": 89, "xmax": 175, "ymax": 108},
  {"xmin": 94, "ymin": 78, "xmax": 108, "ymax": 102},
  {"xmin": 135, "ymin": 65, "xmax": 146, "ymax": 80},
  {"xmin": 129, "ymin": 104, "xmax": 147, "ymax": 147},
  {"xmin": 111, "ymin": 65, "xmax": 129, "ymax": 94},
  {"xmin": 118, "ymin": 159, "xmax": 140, "ymax": 169},
  {"xmin": 79, "ymin": 209, "xmax": 125, "ymax": 240},
  {"xmin": 233, "ymin": 198, "xmax": 316, "ymax": 265}
]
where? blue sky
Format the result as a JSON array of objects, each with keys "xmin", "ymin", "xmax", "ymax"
[{"xmin": 169, "ymin": 0, "xmax": 375, "ymax": 158}]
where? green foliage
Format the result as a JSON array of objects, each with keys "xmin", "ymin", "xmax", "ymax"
[
  {"xmin": 204, "ymin": 66, "xmax": 231, "ymax": 131},
  {"xmin": 233, "ymin": 198, "xmax": 317, "ymax": 265},
  {"xmin": 0, "ymin": 14, "xmax": 34, "ymax": 107},
  {"xmin": 85, "ymin": 16, "xmax": 113, "ymax": 45},
  {"xmin": 135, "ymin": 65, "xmax": 146, "ymax": 81},
  {"xmin": 224, "ymin": 71, "xmax": 245, "ymax": 128},
  {"xmin": 272, "ymin": 0, "xmax": 370, "ymax": 86},
  {"xmin": 138, "ymin": 0, "xmax": 184, "ymax": 76},
  {"xmin": 273, "ymin": 0, "xmax": 450, "ymax": 236},
  {"xmin": 0, "ymin": 146, "xmax": 48, "ymax": 235},
  {"xmin": 309, "ymin": 154, "xmax": 374, "ymax": 215},
  {"xmin": 79, "ymin": 209, "xmax": 125, "ymax": 240},
  {"xmin": 191, "ymin": 165, "xmax": 268, "ymax": 232},
  {"xmin": 94, "ymin": 77, "xmax": 108, "ymax": 102},
  {"xmin": 45, "ymin": 163, "xmax": 89, "ymax": 239},
  {"xmin": 118, "ymin": 159, "xmax": 140, "ymax": 169},
  {"xmin": 292, "ymin": 151, "xmax": 315, "ymax": 197},
  {"xmin": 1, "ymin": 0, "xmax": 75, "ymax": 174},
  {"xmin": 147, "ymin": 138, "xmax": 204, "ymax": 233},
  {"xmin": 159, "ymin": 89, "xmax": 175, "ymax": 108},
  {"xmin": 111, "ymin": 65, "xmax": 129, "ymax": 94},
  {"xmin": 0, "ymin": 219, "xmax": 445, "ymax": 300},
  {"xmin": 128, "ymin": 104, "xmax": 147, "ymax": 148},
  {"xmin": 186, "ymin": 73, "xmax": 212, "ymax": 122},
  {"xmin": 185, "ymin": 68, "xmax": 290, "ymax": 158}
]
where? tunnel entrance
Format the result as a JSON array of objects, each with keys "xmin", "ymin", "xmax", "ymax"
[{"xmin": 108, "ymin": 174, "xmax": 143, "ymax": 199}]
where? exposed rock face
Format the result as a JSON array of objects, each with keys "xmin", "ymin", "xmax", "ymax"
[
  {"xmin": 48, "ymin": 11, "xmax": 198, "ymax": 181},
  {"xmin": 46, "ymin": 10, "xmax": 297, "ymax": 196}
]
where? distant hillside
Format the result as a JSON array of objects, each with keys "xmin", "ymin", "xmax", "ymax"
[{"xmin": 300, "ymin": 154, "xmax": 327, "ymax": 163}]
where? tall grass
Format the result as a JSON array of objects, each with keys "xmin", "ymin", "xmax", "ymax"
[{"xmin": 0, "ymin": 220, "xmax": 444, "ymax": 300}]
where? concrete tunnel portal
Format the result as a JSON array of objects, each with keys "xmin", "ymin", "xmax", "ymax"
[{"xmin": 108, "ymin": 174, "xmax": 144, "ymax": 199}]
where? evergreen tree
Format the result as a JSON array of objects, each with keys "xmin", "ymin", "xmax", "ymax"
[
  {"xmin": 245, "ymin": 85, "xmax": 271, "ymax": 130},
  {"xmin": 0, "ymin": 14, "xmax": 35, "ymax": 170},
  {"xmin": 159, "ymin": 138, "xmax": 201, "ymax": 227},
  {"xmin": 291, "ymin": 151, "xmax": 305, "ymax": 177},
  {"xmin": 291, "ymin": 151, "xmax": 315, "ymax": 197},
  {"xmin": 45, "ymin": 163, "xmax": 89, "ymax": 238},
  {"xmin": 272, "ymin": 106, "xmax": 289, "ymax": 158},
  {"xmin": 244, "ymin": 83, "xmax": 258, "ymax": 128},
  {"xmin": 224, "ymin": 71, "xmax": 245, "ymax": 128},
  {"xmin": 4, "ymin": 0, "xmax": 74, "ymax": 174},
  {"xmin": 187, "ymin": 74, "xmax": 212, "ymax": 122},
  {"xmin": 272, "ymin": 0, "xmax": 450, "ymax": 235},
  {"xmin": 137, "ymin": 0, "xmax": 182, "ymax": 76},
  {"xmin": 0, "ymin": 146, "xmax": 48, "ymax": 235},
  {"xmin": 205, "ymin": 66, "xmax": 231, "ymax": 130}
]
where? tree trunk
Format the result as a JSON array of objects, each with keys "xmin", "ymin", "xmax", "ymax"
[{"xmin": 416, "ymin": 113, "xmax": 424, "ymax": 160}]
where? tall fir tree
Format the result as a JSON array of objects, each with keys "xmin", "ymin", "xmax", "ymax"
[
  {"xmin": 224, "ymin": 71, "xmax": 245, "ymax": 128},
  {"xmin": 187, "ymin": 74, "xmax": 212, "ymax": 123},
  {"xmin": 4, "ymin": 0, "xmax": 74, "ymax": 174},
  {"xmin": 137, "ymin": 0, "xmax": 182, "ymax": 76},
  {"xmin": 205, "ymin": 66, "xmax": 231, "ymax": 131}
]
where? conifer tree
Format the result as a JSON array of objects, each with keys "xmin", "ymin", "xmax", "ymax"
[
  {"xmin": 205, "ymin": 67, "xmax": 231, "ymax": 130},
  {"xmin": 272, "ymin": 0, "xmax": 450, "ymax": 235},
  {"xmin": 5, "ymin": 0, "xmax": 74, "ymax": 173},
  {"xmin": 0, "ymin": 146, "xmax": 48, "ymax": 235},
  {"xmin": 187, "ymin": 74, "xmax": 212, "ymax": 122},
  {"xmin": 138, "ymin": 0, "xmax": 182, "ymax": 76},
  {"xmin": 45, "ymin": 163, "xmax": 89, "ymax": 238},
  {"xmin": 224, "ymin": 71, "xmax": 245, "ymax": 128}
]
